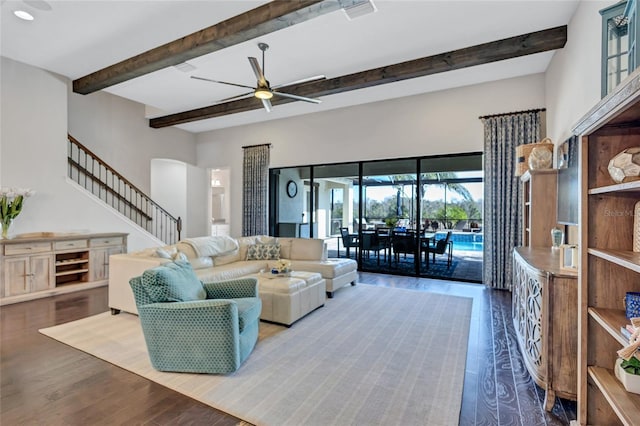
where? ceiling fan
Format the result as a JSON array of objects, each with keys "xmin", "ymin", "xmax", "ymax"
[{"xmin": 191, "ymin": 43, "xmax": 323, "ymax": 112}]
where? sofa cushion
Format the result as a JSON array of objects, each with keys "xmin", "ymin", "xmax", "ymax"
[
  {"xmin": 141, "ymin": 261, "xmax": 206, "ymax": 303},
  {"xmin": 190, "ymin": 256, "xmax": 214, "ymax": 269},
  {"xmin": 289, "ymin": 238, "xmax": 325, "ymax": 261},
  {"xmin": 195, "ymin": 260, "xmax": 267, "ymax": 283},
  {"xmin": 288, "ymin": 259, "xmax": 357, "ymax": 278},
  {"xmin": 277, "ymin": 238, "xmax": 293, "ymax": 259},
  {"xmin": 213, "ymin": 249, "xmax": 241, "ymax": 266},
  {"xmin": 247, "ymin": 243, "xmax": 281, "ymax": 260}
]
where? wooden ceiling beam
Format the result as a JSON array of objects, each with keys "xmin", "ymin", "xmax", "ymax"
[
  {"xmin": 150, "ymin": 25, "xmax": 567, "ymax": 129},
  {"xmin": 72, "ymin": 0, "xmax": 350, "ymax": 95}
]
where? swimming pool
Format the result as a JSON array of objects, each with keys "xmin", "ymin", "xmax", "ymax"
[
  {"xmin": 432, "ymin": 232, "xmax": 484, "ymax": 252},
  {"xmin": 451, "ymin": 241, "xmax": 484, "ymax": 252}
]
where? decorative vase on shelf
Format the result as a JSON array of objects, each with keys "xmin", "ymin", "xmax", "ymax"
[
  {"xmin": 1, "ymin": 219, "xmax": 12, "ymax": 239},
  {"xmin": 551, "ymin": 227, "xmax": 564, "ymax": 248},
  {"xmin": 528, "ymin": 146, "xmax": 553, "ymax": 170},
  {"xmin": 615, "ymin": 358, "xmax": 640, "ymax": 395},
  {"xmin": 607, "ymin": 147, "xmax": 640, "ymax": 183}
]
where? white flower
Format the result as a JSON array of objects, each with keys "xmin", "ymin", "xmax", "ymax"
[
  {"xmin": 0, "ymin": 187, "xmax": 35, "ymax": 199},
  {"xmin": 276, "ymin": 259, "xmax": 291, "ymax": 271},
  {"xmin": 1, "ymin": 187, "xmax": 35, "ymax": 223}
]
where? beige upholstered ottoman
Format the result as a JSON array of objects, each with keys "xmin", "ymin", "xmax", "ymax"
[{"xmin": 252, "ymin": 271, "xmax": 326, "ymax": 326}]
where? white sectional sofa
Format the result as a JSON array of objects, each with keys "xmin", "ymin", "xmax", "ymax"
[{"xmin": 108, "ymin": 235, "xmax": 358, "ymax": 325}]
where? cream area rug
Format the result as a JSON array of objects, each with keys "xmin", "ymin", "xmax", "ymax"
[{"xmin": 40, "ymin": 285, "xmax": 472, "ymax": 426}]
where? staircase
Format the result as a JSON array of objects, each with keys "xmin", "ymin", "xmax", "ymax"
[{"xmin": 67, "ymin": 135, "xmax": 181, "ymax": 244}]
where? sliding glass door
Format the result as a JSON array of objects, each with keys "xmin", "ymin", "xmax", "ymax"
[
  {"xmin": 360, "ymin": 159, "xmax": 418, "ymax": 274},
  {"xmin": 269, "ymin": 153, "xmax": 483, "ymax": 282}
]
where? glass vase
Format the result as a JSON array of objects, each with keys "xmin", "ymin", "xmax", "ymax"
[
  {"xmin": 551, "ymin": 227, "xmax": 564, "ymax": 248},
  {"xmin": 2, "ymin": 219, "xmax": 12, "ymax": 239}
]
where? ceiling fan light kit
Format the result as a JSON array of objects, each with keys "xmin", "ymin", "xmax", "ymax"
[
  {"xmin": 192, "ymin": 42, "xmax": 321, "ymax": 112},
  {"xmin": 254, "ymin": 86, "xmax": 273, "ymax": 100}
]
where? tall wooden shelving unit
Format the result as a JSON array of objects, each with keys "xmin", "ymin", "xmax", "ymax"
[{"xmin": 573, "ymin": 68, "xmax": 640, "ymax": 425}]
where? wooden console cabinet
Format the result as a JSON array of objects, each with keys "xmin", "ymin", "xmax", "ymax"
[
  {"xmin": 0, "ymin": 232, "xmax": 127, "ymax": 305},
  {"xmin": 512, "ymin": 246, "xmax": 578, "ymax": 411}
]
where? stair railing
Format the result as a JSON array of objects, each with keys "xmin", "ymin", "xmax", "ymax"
[{"xmin": 67, "ymin": 135, "xmax": 181, "ymax": 244}]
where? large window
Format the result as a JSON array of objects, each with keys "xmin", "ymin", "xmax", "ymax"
[{"xmin": 269, "ymin": 153, "xmax": 483, "ymax": 282}]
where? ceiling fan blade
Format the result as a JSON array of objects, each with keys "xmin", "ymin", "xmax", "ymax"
[
  {"xmin": 261, "ymin": 98, "xmax": 272, "ymax": 112},
  {"xmin": 272, "ymin": 75, "xmax": 326, "ymax": 89},
  {"xmin": 248, "ymin": 57, "xmax": 267, "ymax": 85},
  {"xmin": 272, "ymin": 91, "xmax": 322, "ymax": 104},
  {"xmin": 191, "ymin": 76, "xmax": 254, "ymax": 90},
  {"xmin": 217, "ymin": 91, "xmax": 254, "ymax": 103}
]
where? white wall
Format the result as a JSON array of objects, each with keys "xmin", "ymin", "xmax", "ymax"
[
  {"xmin": 545, "ymin": 0, "xmax": 608, "ymax": 146},
  {"xmin": 196, "ymin": 73, "xmax": 546, "ymax": 236},
  {"xmin": 68, "ymin": 85, "xmax": 197, "ymax": 194},
  {"xmin": 186, "ymin": 163, "xmax": 208, "ymax": 237},
  {"xmin": 150, "ymin": 159, "xmax": 209, "ymax": 239},
  {"xmin": 0, "ymin": 56, "xmax": 195, "ymax": 251},
  {"xmin": 150, "ymin": 159, "xmax": 187, "ymax": 232}
]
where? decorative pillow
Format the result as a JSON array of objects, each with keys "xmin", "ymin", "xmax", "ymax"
[
  {"xmin": 246, "ymin": 243, "xmax": 281, "ymax": 260},
  {"xmin": 190, "ymin": 256, "xmax": 213, "ymax": 269},
  {"xmin": 141, "ymin": 260, "xmax": 206, "ymax": 303},
  {"xmin": 156, "ymin": 247, "xmax": 189, "ymax": 262}
]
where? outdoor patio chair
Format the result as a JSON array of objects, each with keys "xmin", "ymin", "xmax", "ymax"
[
  {"xmin": 362, "ymin": 232, "xmax": 386, "ymax": 265},
  {"xmin": 392, "ymin": 231, "xmax": 418, "ymax": 264},
  {"xmin": 340, "ymin": 227, "xmax": 359, "ymax": 258},
  {"xmin": 424, "ymin": 231, "xmax": 453, "ymax": 267}
]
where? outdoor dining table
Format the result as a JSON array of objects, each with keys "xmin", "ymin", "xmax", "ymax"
[{"xmin": 386, "ymin": 230, "xmax": 437, "ymax": 267}]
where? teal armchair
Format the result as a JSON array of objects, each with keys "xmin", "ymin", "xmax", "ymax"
[{"xmin": 129, "ymin": 261, "xmax": 261, "ymax": 374}]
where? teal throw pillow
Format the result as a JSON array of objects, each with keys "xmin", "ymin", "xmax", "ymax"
[
  {"xmin": 141, "ymin": 260, "xmax": 206, "ymax": 303},
  {"xmin": 247, "ymin": 243, "xmax": 281, "ymax": 260}
]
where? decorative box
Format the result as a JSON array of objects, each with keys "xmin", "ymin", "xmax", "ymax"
[{"xmin": 625, "ymin": 292, "xmax": 640, "ymax": 319}]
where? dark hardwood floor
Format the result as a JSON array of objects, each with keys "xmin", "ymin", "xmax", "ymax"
[{"xmin": 1, "ymin": 273, "xmax": 576, "ymax": 425}]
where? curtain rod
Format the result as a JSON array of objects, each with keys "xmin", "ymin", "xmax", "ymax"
[
  {"xmin": 479, "ymin": 108, "xmax": 546, "ymax": 120},
  {"xmin": 242, "ymin": 143, "xmax": 272, "ymax": 149}
]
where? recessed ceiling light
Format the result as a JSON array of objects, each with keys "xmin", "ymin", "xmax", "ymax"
[{"xmin": 14, "ymin": 10, "xmax": 35, "ymax": 21}]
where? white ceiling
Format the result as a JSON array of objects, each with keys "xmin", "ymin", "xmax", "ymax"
[{"xmin": 1, "ymin": 0, "xmax": 580, "ymax": 133}]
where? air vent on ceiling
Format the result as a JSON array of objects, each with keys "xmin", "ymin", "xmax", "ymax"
[{"xmin": 342, "ymin": 0, "xmax": 377, "ymax": 20}]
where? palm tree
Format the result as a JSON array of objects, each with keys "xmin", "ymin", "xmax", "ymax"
[{"xmin": 391, "ymin": 172, "xmax": 474, "ymax": 229}]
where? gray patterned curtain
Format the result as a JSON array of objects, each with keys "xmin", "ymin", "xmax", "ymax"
[
  {"xmin": 242, "ymin": 144, "xmax": 270, "ymax": 236},
  {"xmin": 481, "ymin": 110, "xmax": 542, "ymax": 290}
]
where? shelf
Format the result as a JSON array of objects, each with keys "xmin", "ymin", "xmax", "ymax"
[
  {"xmin": 587, "ymin": 248, "xmax": 640, "ymax": 274},
  {"xmin": 55, "ymin": 259, "xmax": 89, "ymax": 266},
  {"xmin": 588, "ymin": 180, "xmax": 640, "ymax": 195},
  {"xmin": 588, "ymin": 366, "xmax": 640, "ymax": 426},
  {"xmin": 55, "ymin": 268, "xmax": 89, "ymax": 277},
  {"xmin": 588, "ymin": 307, "xmax": 630, "ymax": 346}
]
